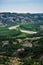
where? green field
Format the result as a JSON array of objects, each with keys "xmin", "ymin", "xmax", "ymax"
[
  {"xmin": 0, "ymin": 23, "xmax": 43, "ymax": 40},
  {"xmin": 0, "ymin": 23, "xmax": 43, "ymax": 65}
]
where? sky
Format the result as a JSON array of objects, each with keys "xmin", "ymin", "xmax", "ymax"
[{"xmin": 0, "ymin": 0, "xmax": 43, "ymax": 13}]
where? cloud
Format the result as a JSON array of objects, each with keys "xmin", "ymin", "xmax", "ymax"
[
  {"xmin": 0, "ymin": 4, "xmax": 43, "ymax": 13},
  {"xmin": 0, "ymin": 0, "xmax": 43, "ymax": 13}
]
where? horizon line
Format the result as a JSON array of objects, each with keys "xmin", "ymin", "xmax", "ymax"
[{"xmin": 0, "ymin": 11, "xmax": 43, "ymax": 14}]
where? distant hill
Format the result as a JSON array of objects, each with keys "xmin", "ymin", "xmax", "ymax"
[{"xmin": 0, "ymin": 12, "xmax": 43, "ymax": 25}]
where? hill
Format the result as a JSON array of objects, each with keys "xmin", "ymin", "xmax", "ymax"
[{"xmin": 0, "ymin": 12, "xmax": 43, "ymax": 25}]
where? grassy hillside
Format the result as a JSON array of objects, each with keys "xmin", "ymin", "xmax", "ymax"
[{"xmin": 0, "ymin": 22, "xmax": 43, "ymax": 65}]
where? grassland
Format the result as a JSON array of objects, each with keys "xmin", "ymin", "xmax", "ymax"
[{"xmin": 0, "ymin": 23, "xmax": 43, "ymax": 65}]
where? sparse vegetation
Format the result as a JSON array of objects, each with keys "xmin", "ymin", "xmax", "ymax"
[{"xmin": 0, "ymin": 13, "xmax": 43, "ymax": 65}]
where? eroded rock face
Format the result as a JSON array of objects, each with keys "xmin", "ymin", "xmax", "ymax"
[
  {"xmin": 8, "ymin": 57, "xmax": 23, "ymax": 65},
  {"xmin": 12, "ymin": 48, "xmax": 25, "ymax": 56},
  {"xmin": 40, "ymin": 56, "xmax": 43, "ymax": 62},
  {"xmin": 0, "ymin": 13, "xmax": 43, "ymax": 25},
  {"xmin": 2, "ymin": 41, "xmax": 9, "ymax": 47},
  {"xmin": 21, "ymin": 40, "xmax": 32, "ymax": 47}
]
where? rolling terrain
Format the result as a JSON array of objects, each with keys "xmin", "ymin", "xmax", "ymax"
[{"xmin": 0, "ymin": 13, "xmax": 43, "ymax": 65}]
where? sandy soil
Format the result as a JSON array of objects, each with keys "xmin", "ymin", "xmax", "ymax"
[
  {"xmin": 9, "ymin": 25, "xmax": 20, "ymax": 30},
  {"xmin": 20, "ymin": 29, "xmax": 37, "ymax": 34}
]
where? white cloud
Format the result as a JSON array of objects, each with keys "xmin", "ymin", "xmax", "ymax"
[
  {"xmin": 0, "ymin": 0, "xmax": 43, "ymax": 13},
  {"xmin": 0, "ymin": 4, "xmax": 43, "ymax": 13}
]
